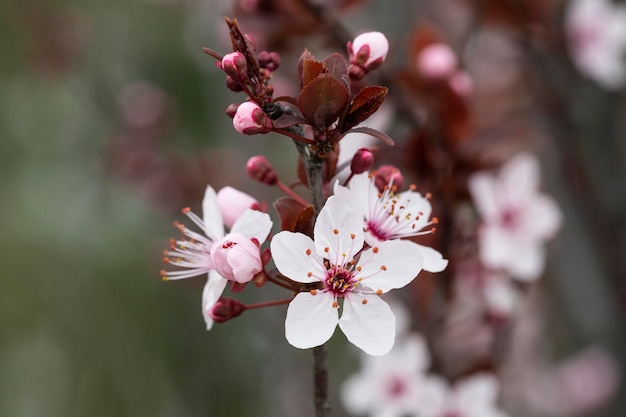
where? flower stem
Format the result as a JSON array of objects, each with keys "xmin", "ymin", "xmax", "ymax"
[
  {"xmin": 313, "ymin": 345, "xmax": 330, "ymax": 417},
  {"xmin": 245, "ymin": 298, "xmax": 293, "ymax": 310},
  {"xmin": 276, "ymin": 180, "xmax": 311, "ymax": 207}
]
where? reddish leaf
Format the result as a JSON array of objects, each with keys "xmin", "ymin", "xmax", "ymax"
[
  {"xmin": 298, "ymin": 49, "xmax": 325, "ymax": 88},
  {"xmin": 273, "ymin": 197, "xmax": 308, "ymax": 232},
  {"xmin": 323, "ymin": 53, "xmax": 349, "ymax": 84},
  {"xmin": 344, "ymin": 126, "xmax": 395, "ymax": 146},
  {"xmin": 294, "ymin": 206, "xmax": 315, "ymax": 238},
  {"xmin": 341, "ymin": 86, "xmax": 388, "ymax": 131},
  {"xmin": 298, "ymin": 74, "xmax": 350, "ymax": 129},
  {"xmin": 273, "ymin": 114, "xmax": 310, "ymax": 129}
]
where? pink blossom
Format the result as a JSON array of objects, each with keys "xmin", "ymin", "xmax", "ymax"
[
  {"xmin": 232, "ymin": 101, "xmax": 272, "ymax": 135},
  {"xmin": 271, "ymin": 196, "xmax": 423, "ymax": 355},
  {"xmin": 220, "ymin": 51, "xmax": 247, "ymax": 80},
  {"xmin": 469, "ymin": 154, "xmax": 562, "ymax": 281},
  {"xmin": 341, "ymin": 333, "xmax": 432, "ymax": 417},
  {"xmin": 566, "ymin": 0, "xmax": 626, "ymax": 89},
  {"xmin": 349, "ymin": 31, "xmax": 389, "ymax": 69},
  {"xmin": 416, "ymin": 43, "xmax": 458, "ymax": 80},
  {"xmin": 334, "ymin": 172, "xmax": 449, "ymax": 273},
  {"xmin": 163, "ymin": 185, "xmax": 272, "ymax": 329},
  {"xmin": 211, "ymin": 233, "xmax": 262, "ymax": 283}
]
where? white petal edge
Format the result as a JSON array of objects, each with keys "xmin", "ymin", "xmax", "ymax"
[
  {"xmin": 412, "ymin": 242, "xmax": 449, "ymax": 273},
  {"xmin": 357, "ymin": 240, "xmax": 423, "ymax": 292},
  {"xmin": 271, "ymin": 231, "xmax": 326, "ymax": 283},
  {"xmin": 202, "ymin": 270, "xmax": 228, "ymax": 330},
  {"xmin": 202, "ymin": 186, "xmax": 225, "ymax": 240},
  {"xmin": 231, "ymin": 209, "xmax": 272, "ymax": 242},
  {"xmin": 314, "ymin": 196, "xmax": 365, "ymax": 263},
  {"xmin": 285, "ymin": 292, "xmax": 338, "ymax": 349},
  {"xmin": 339, "ymin": 295, "xmax": 395, "ymax": 356}
]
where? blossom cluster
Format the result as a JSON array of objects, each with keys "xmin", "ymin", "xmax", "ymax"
[{"xmin": 162, "ymin": 25, "xmax": 447, "ymax": 356}]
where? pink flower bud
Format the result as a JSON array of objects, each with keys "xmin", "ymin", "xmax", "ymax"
[
  {"xmin": 349, "ymin": 31, "xmax": 389, "ymax": 72},
  {"xmin": 216, "ymin": 186, "xmax": 260, "ymax": 229},
  {"xmin": 246, "ymin": 155, "xmax": 278, "ymax": 185},
  {"xmin": 221, "ymin": 52, "xmax": 248, "ymax": 80},
  {"xmin": 449, "ymin": 70, "xmax": 474, "ymax": 97},
  {"xmin": 416, "ymin": 43, "xmax": 458, "ymax": 80},
  {"xmin": 209, "ymin": 297, "xmax": 245, "ymax": 323},
  {"xmin": 350, "ymin": 148, "xmax": 375, "ymax": 174},
  {"xmin": 211, "ymin": 233, "xmax": 263, "ymax": 283},
  {"xmin": 233, "ymin": 102, "xmax": 273, "ymax": 135},
  {"xmin": 258, "ymin": 50, "xmax": 281, "ymax": 71},
  {"xmin": 374, "ymin": 165, "xmax": 403, "ymax": 192}
]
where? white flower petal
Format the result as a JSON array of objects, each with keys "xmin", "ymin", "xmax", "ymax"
[
  {"xmin": 500, "ymin": 153, "xmax": 539, "ymax": 203},
  {"xmin": 271, "ymin": 231, "xmax": 325, "ymax": 283},
  {"xmin": 478, "ymin": 226, "xmax": 516, "ymax": 270},
  {"xmin": 526, "ymin": 194, "xmax": 562, "ymax": 239},
  {"xmin": 468, "ymin": 173, "xmax": 500, "ymax": 221},
  {"xmin": 285, "ymin": 292, "xmax": 338, "ymax": 349},
  {"xmin": 201, "ymin": 270, "xmax": 228, "ymax": 330},
  {"xmin": 339, "ymin": 295, "xmax": 395, "ymax": 356},
  {"xmin": 412, "ymin": 243, "xmax": 449, "ymax": 273},
  {"xmin": 508, "ymin": 241, "xmax": 546, "ymax": 282},
  {"xmin": 357, "ymin": 240, "xmax": 423, "ymax": 292},
  {"xmin": 415, "ymin": 376, "xmax": 449, "ymax": 417},
  {"xmin": 456, "ymin": 374, "xmax": 500, "ymax": 416},
  {"xmin": 202, "ymin": 186, "xmax": 225, "ymax": 240},
  {"xmin": 341, "ymin": 373, "xmax": 377, "ymax": 415},
  {"xmin": 231, "ymin": 209, "xmax": 272, "ymax": 242},
  {"xmin": 314, "ymin": 196, "xmax": 365, "ymax": 263}
]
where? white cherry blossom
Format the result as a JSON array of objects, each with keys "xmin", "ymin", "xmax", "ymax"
[
  {"xmin": 341, "ymin": 333, "xmax": 432, "ymax": 417},
  {"xmin": 418, "ymin": 373, "xmax": 510, "ymax": 417},
  {"xmin": 271, "ymin": 196, "xmax": 423, "ymax": 355},
  {"xmin": 163, "ymin": 185, "xmax": 272, "ymax": 329},
  {"xmin": 334, "ymin": 172, "xmax": 448, "ymax": 273},
  {"xmin": 468, "ymin": 153, "xmax": 562, "ymax": 281},
  {"xmin": 565, "ymin": 0, "xmax": 626, "ymax": 89}
]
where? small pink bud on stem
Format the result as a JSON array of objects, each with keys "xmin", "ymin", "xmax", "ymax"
[
  {"xmin": 415, "ymin": 43, "xmax": 458, "ymax": 80},
  {"xmin": 348, "ymin": 31, "xmax": 389, "ymax": 80},
  {"xmin": 373, "ymin": 165, "xmax": 403, "ymax": 192},
  {"xmin": 247, "ymin": 155, "xmax": 278, "ymax": 185},
  {"xmin": 210, "ymin": 297, "xmax": 246, "ymax": 323},
  {"xmin": 233, "ymin": 101, "xmax": 273, "ymax": 135},
  {"xmin": 258, "ymin": 51, "xmax": 281, "ymax": 71},
  {"xmin": 350, "ymin": 148, "xmax": 375, "ymax": 174}
]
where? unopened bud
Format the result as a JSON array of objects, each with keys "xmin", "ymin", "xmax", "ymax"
[
  {"xmin": 258, "ymin": 51, "xmax": 281, "ymax": 71},
  {"xmin": 233, "ymin": 102, "xmax": 273, "ymax": 135},
  {"xmin": 225, "ymin": 75, "xmax": 244, "ymax": 92},
  {"xmin": 416, "ymin": 43, "xmax": 457, "ymax": 80},
  {"xmin": 210, "ymin": 297, "xmax": 245, "ymax": 323},
  {"xmin": 247, "ymin": 155, "xmax": 278, "ymax": 185},
  {"xmin": 449, "ymin": 70, "xmax": 474, "ymax": 97},
  {"xmin": 348, "ymin": 31, "xmax": 389, "ymax": 79},
  {"xmin": 374, "ymin": 165, "xmax": 403, "ymax": 192},
  {"xmin": 221, "ymin": 52, "xmax": 248, "ymax": 80},
  {"xmin": 350, "ymin": 148, "xmax": 375, "ymax": 174}
]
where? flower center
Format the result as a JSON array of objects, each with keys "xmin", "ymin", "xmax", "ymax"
[
  {"xmin": 386, "ymin": 376, "xmax": 408, "ymax": 398},
  {"xmin": 325, "ymin": 266, "xmax": 357, "ymax": 297},
  {"xmin": 499, "ymin": 207, "xmax": 520, "ymax": 230}
]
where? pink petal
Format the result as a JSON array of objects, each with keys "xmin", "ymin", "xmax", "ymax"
[
  {"xmin": 526, "ymin": 194, "xmax": 562, "ymax": 240},
  {"xmin": 285, "ymin": 292, "xmax": 338, "ymax": 349},
  {"xmin": 339, "ymin": 295, "xmax": 395, "ymax": 356},
  {"xmin": 216, "ymin": 186, "xmax": 258, "ymax": 229},
  {"xmin": 356, "ymin": 240, "xmax": 423, "ymax": 292},
  {"xmin": 270, "ymin": 231, "xmax": 326, "ymax": 283}
]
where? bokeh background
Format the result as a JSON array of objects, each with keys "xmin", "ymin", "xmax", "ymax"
[{"xmin": 1, "ymin": 0, "xmax": 625, "ymax": 416}]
